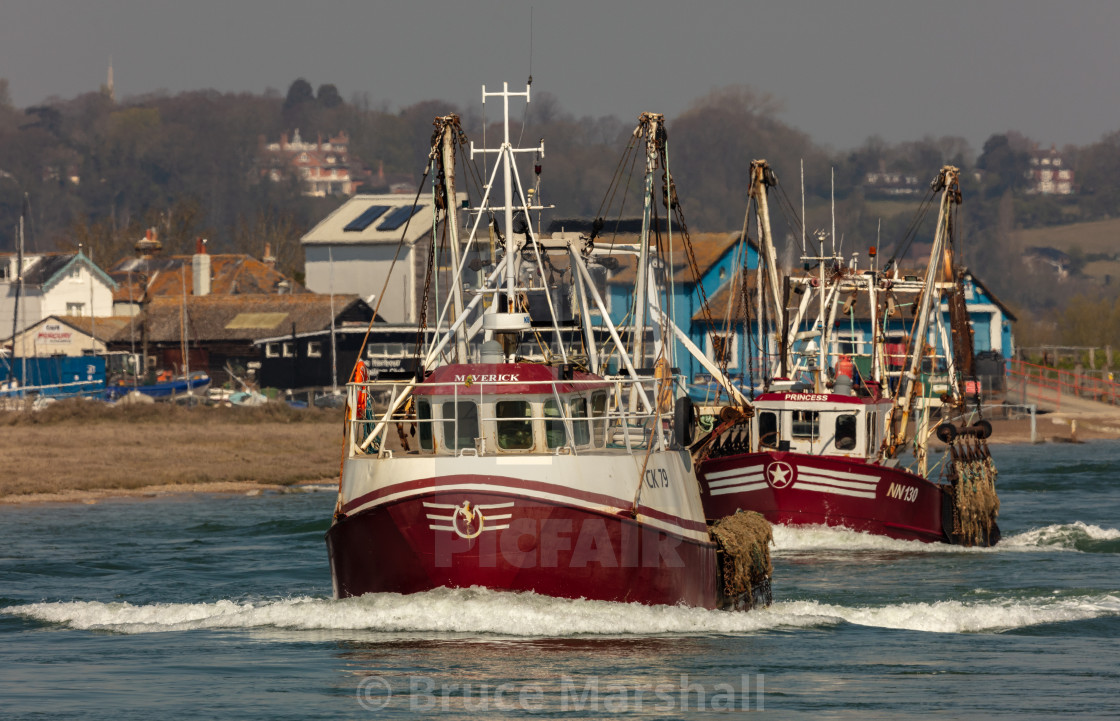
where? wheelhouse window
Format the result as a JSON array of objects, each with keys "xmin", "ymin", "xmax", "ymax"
[
  {"xmin": 544, "ymin": 400, "xmax": 566, "ymax": 449},
  {"xmin": 835, "ymin": 413, "xmax": 857, "ymax": 450},
  {"xmin": 791, "ymin": 410, "xmax": 819, "ymax": 440},
  {"xmin": 417, "ymin": 400, "xmax": 433, "ymax": 450},
  {"xmin": 442, "ymin": 400, "xmax": 478, "ymax": 451},
  {"xmin": 282, "ymin": 342, "xmax": 296, "ymax": 358},
  {"xmin": 758, "ymin": 411, "xmax": 778, "ymax": 447},
  {"xmin": 265, "ymin": 343, "xmax": 280, "ymax": 358},
  {"xmin": 591, "ymin": 391, "xmax": 608, "ymax": 447},
  {"xmin": 496, "ymin": 400, "xmax": 533, "ymax": 450},
  {"xmin": 570, "ymin": 397, "xmax": 591, "ymax": 446},
  {"xmin": 307, "ymin": 341, "xmax": 322, "ymax": 358}
]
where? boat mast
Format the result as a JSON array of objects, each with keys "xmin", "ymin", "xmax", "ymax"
[
  {"xmin": 886, "ymin": 165, "xmax": 960, "ymax": 454},
  {"xmin": 633, "ymin": 113, "xmax": 662, "ymax": 369},
  {"xmin": 749, "ymin": 160, "xmax": 784, "ymax": 377},
  {"xmin": 435, "ymin": 115, "xmax": 469, "ymax": 362}
]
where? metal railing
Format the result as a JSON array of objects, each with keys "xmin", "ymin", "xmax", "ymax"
[
  {"xmin": 346, "ymin": 375, "xmax": 676, "ymax": 459},
  {"xmin": 1006, "ymin": 359, "xmax": 1120, "ymax": 410}
]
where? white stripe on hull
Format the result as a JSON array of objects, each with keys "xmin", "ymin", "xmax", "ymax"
[
  {"xmin": 350, "ymin": 481, "xmax": 711, "ymax": 544},
  {"xmin": 796, "ymin": 483, "xmax": 876, "ymax": 499},
  {"xmin": 708, "ymin": 473, "xmax": 765, "ymax": 489},
  {"xmin": 706, "ymin": 465, "xmax": 765, "ymax": 481},
  {"xmin": 709, "ymin": 481, "xmax": 769, "ymax": 496}
]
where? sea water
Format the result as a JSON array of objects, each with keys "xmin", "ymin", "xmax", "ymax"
[{"xmin": 2, "ymin": 442, "xmax": 1118, "ymax": 719}]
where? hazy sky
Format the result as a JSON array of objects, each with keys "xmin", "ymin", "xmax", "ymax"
[{"xmin": 2, "ymin": 0, "xmax": 1118, "ymax": 153}]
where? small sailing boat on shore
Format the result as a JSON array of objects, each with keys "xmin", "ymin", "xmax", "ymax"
[{"xmin": 326, "ymin": 84, "xmax": 772, "ymax": 609}]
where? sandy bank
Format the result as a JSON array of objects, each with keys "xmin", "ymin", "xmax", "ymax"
[{"xmin": 0, "ymin": 479, "xmax": 338, "ymax": 506}]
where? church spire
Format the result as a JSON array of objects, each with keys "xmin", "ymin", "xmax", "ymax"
[{"xmin": 106, "ymin": 57, "xmax": 115, "ymax": 102}]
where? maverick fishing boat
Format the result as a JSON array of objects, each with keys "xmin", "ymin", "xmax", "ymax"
[
  {"xmin": 326, "ymin": 85, "xmax": 772, "ymax": 608},
  {"xmin": 694, "ymin": 164, "xmax": 1000, "ymax": 546}
]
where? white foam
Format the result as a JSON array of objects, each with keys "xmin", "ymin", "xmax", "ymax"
[
  {"xmin": 1001, "ymin": 522, "xmax": 1120, "ymax": 551},
  {"xmin": 772, "ymin": 524, "xmax": 965, "ymax": 554},
  {"xmin": 773, "ymin": 521, "xmax": 1120, "ymax": 555},
  {"xmin": 5, "ymin": 588, "xmax": 1118, "ymax": 637},
  {"xmin": 774, "ymin": 594, "xmax": 1120, "ymax": 633},
  {"xmin": 290, "ymin": 483, "xmax": 337, "ymax": 493}
]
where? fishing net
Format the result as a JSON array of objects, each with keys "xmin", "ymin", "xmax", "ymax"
[
  {"xmin": 710, "ymin": 510, "xmax": 773, "ymax": 610},
  {"xmin": 947, "ymin": 438, "xmax": 1000, "ymax": 546}
]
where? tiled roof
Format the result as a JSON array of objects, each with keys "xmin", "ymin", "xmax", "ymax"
[
  {"xmin": 0, "ymin": 252, "xmax": 117, "ymax": 291},
  {"xmin": 109, "ymin": 254, "xmax": 306, "ymax": 303},
  {"xmin": 54, "ymin": 315, "xmax": 134, "ymax": 341},
  {"xmin": 607, "ymin": 232, "xmax": 747, "ymax": 285},
  {"xmin": 113, "ymin": 294, "xmax": 370, "ymax": 344}
]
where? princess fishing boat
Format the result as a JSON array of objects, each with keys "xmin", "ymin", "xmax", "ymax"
[
  {"xmin": 326, "ymin": 84, "xmax": 772, "ymax": 608},
  {"xmin": 693, "ymin": 164, "xmax": 1000, "ymax": 546}
]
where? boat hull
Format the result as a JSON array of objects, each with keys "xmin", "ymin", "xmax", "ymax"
[
  {"xmin": 327, "ymin": 485, "xmax": 721, "ymax": 607},
  {"xmin": 699, "ymin": 451, "xmax": 953, "ymax": 543}
]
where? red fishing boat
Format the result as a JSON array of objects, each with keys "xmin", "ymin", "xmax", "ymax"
[
  {"xmin": 693, "ymin": 164, "xmax": 1000, "ymax": 546},
  {"xmin": 327, "ymin": 86, "xmax": 772, "ymax": 608}
]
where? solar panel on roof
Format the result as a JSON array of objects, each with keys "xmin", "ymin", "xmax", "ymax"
[
  {"xmin": 343, "ymin": 205, "xmax": 391, "ymax": 232},
  {"xmin": 376, "ymin": 205, "xmax": 423, "ymax": 231}
]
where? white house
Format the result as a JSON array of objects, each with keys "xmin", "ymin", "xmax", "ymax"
[
  {"xmin": 302, "ymin": 194, "xmax": 463, "ymax": 324},
  {"xmin": 0, "ymin": 251, "xmax": 117, "ymax": 341}
]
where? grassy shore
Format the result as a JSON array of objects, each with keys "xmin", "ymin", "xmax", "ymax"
[
  {"xmin": 1, "ymin": 399, "xmax": 344, "ymax": 502},
  {"xmin": 4, "ymin": 399, "xmax": 1118, "ymax": 505}
]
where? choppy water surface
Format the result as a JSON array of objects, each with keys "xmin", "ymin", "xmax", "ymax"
[{"xmin": 2, "ymin": 442, "xmax": 1119, "ymax": 719}]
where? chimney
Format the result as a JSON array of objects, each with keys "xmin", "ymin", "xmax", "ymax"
[
  {"xmin": 263, "ymin": 242, "xmax": 276, "ymax": 269},
  {"xmin": 135, "ymin": 228, "xmax": 163, "ymax": 259},
  {"xmin": 192, "ymin": 237, "xmax": 210, "ymax": 296}
]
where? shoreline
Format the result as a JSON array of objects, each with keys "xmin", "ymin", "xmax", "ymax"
[
  {"xmin": 4, "ymin": 414, "xmax": 1118, "ymax": 508},
  {"xmin": 0, "ymin": 479, "xmax": 338, "ymax": 507}
]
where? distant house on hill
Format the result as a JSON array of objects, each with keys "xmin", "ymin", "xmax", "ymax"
[
  {"xmin": 260, "ymin": 129, "xmax": 357, "ymax": 197},
  {"xmin": 0, "ymin": 250, "xmax": 117, "ymax": 339},
  {"xmin": 1026, "ymin": 145, "xmax": 1074, "ymax": 195},
  {"xmin": 864, "ymin": 171, "xmax": 923, "ymax": 197},
  {"xmin": 1023, "ymin": 246, "xmax": 1072, "ymax": 279}
]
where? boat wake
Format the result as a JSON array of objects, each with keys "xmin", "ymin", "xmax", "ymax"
[
  {"xmin": 1001, "ymin": 522, "xmax": 1120, "ymax": 553},
  {"xmin": 5, "ymin": 588, "xmax": 1118, "ymax": 637},
  {"xmin": 773, "ymin": 522, "xmax": 1120, "ymax": 554}
]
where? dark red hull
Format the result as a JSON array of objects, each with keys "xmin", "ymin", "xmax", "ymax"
[
  {"xmin": 327, "ymin": 490, "xmax": 722, "ymax": 608},
  {"xmin": 699, "ymin": 451, "xmax": 952, "ymax": 543}
]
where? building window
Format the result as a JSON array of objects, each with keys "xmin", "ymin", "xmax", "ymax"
[
  {"xmin": 706, "ymin": 332, "xmax": 738, "ymax": 369},
  {"xmin": 282, "ymin": 342, "xmax": 296, "ymax": 358},
  {"xmin": 307, "ymin": 341, "xmax": 322, "ymax": 358},
  {"xmin": 836, "ymin": 333, "xmax": 863, "ymax": 357},
  {"xmin": 66, "ymin": 302, "xmax": 85, "ymax": 316},
  {"xmin": 266, "ymin": 343, "xmax": 280, "ymax": 358}
]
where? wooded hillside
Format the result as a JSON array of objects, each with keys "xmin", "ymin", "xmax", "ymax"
[{"xmin": 2, "ymin": 77, "xmax": 1119, "ymax": 344}]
